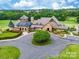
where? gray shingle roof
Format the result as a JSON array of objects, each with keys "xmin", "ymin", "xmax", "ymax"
[
  {"xmin": 35, "ymin": 16, "xmax": 63, "ymax": 26},
  {"xmin": 31, "ymin": 25, "xmax": 43, "ymax": 28},
  {"xmin": 51, "ymin": 16, "xmax": 61, "ymax": 25},
  {"xmin": 16, "ymin": 22, "xmax": 32, "ymax": 27},
  {"xmin": 35, "ymin": 17, "xmax": 51, "ymax": 25}
]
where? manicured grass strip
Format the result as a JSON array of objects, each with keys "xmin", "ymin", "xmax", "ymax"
[
  {"xmin": 0, "ymin": 31, "xmax": 22, "ymax": 40},
  {"xmin": 0, "ymin": 46, "xmax": 20, "ymax": 59}
]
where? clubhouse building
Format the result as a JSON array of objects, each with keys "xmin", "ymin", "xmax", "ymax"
[{"xmin": 8, "ymin": 15, "xmax": 68, "ymax": 32}]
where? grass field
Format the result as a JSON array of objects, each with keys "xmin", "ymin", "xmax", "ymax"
[
  {"xmin": 0, "ymin": 46, "xmax": 20, "ymax": 59},
  {"xmin": 60, "ymin": 17, "xmax": 77, "ymax": 27},
  {"xmin": 0, "ymin": 20, "xmax": 16, "ymax": 29},
  {"xmin": 48, "ymin": 44, "xmax": 79, "ymax": 59}
]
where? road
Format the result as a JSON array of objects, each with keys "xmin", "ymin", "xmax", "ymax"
[{"xmin": 0, "ymin": 33, "xmax": 79, "ymax": 59}]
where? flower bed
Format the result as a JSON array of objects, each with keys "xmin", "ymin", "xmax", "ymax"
[{"xmin": 53, "ymin": 30, "xmax": 69, "ymax": 37}]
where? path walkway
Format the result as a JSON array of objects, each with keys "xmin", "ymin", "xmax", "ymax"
[{"xmin": 0, "ymin": 33, "xmax": 79, "ymax": 59}]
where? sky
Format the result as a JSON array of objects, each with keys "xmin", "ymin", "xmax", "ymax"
[{"xmin": 0, "ymin": 0, "xmax": 79, "ymax": 10}]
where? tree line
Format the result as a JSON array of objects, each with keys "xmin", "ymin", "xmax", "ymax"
[{"xmin": 0, "ymin": 9, "xmax": 79, "ymax": 21}]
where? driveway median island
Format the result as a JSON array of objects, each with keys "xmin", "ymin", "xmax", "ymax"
[{"xmin": 32, "ymin": 30, "xmax": 52, "ymax": 46}]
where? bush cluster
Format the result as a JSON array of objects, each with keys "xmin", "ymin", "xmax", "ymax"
[{"xmin": 33, "ymin": 30, "xmax": 51, "ymax": 43}]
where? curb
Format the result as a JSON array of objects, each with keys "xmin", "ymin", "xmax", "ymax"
[
  {"xmin": 0, "ymin": 32, "xmax": 34, "ymax": 42},
  {"xmin": 0, "ymin": 34, "xmax": 25, "ymax": 42}
]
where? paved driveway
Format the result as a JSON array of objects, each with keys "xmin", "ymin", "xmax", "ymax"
[{"xmin": 0, "ymin": 33, "xmax": 79, "ymax": 59}]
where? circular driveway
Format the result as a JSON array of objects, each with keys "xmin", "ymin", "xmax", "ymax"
[{"xmin": 0, "ymin": 33, "xmax": 79, "ymax": 59}]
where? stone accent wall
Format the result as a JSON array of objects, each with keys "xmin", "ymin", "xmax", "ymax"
[{"xmin": 42, "ymin": 22, "xmax": 53, "ymax": 32}]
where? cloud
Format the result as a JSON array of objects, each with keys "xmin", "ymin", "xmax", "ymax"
[
  {"xmin": 52, "ymin": 2, "xmax": 61, "ymax": 9},
  {"xmin": 32, "ymin": 6, "xmax": 47, "ymax": 9},
  {"xmin": 52, "ymin": 1, "xmax": 76, "ymax": 10},
  {"xmin": 62, "ymin": 6, "xmax": 76, "ymax": 9},
  {"xmin": 0, "ymin": 0, "xmax": 79, "ymax": 10},
  {"xmin": 12, "ymin": 0, "xmax": 48, "ymax": 10},
  {"xmin": 13, "ymin": 0, "xmax": 34, "ymax": 9},
  {"xmin": 60, "ymin": 0, "xmax": 66, "ymax": 5},
  {"xmin": 67, "ymin": 0, "xmax": 76, "ymax": 2}
]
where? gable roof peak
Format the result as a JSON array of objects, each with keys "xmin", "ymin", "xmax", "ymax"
[{"xmin": 20, "ymin": 15, "xmax": 28, "ymax": 20}]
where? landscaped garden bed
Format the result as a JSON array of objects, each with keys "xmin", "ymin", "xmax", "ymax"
[
  {"xmin": 32, "ymin": 30, "xmax": 52, "ymax": 46},
  {"xmin": 0, "ymin": 46, "xmax": 20, "ymax": 59},
  {"xmin": 73, "ymin": 32, "xmax": 79, "ymax": 36},
  {"xmin": 0, "ymin": 31, "xmax": 22, "ymax": 40},
  {"xmin": 53, "ymin": 29, "xmax": 69, "ymax": 37},
  {"xmin": 48, "ymin": 44, "xmax": 79, "ymax": 59}
]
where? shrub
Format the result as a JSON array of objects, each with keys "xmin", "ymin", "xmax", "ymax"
[
  {"xmin": 9, "ymin": 30, "xmax": 21, "ymax": 33},
  {"xmin": 6, "ymin": 29, "xmax": 9, "ymax": 31},
  {"xmin": 33, "ymin": 30, "xmax": 51, "ymax": 43},
  {"xmin": 69, "ymin": 27, "xmax": 76, "ymax": 31}
]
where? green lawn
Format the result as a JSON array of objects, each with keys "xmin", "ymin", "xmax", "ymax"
[
  {"xmin": 0, "ymin": 31, "xmax": 22, "ymax": 40},
  {"xmin": 0, "ymin": 46, "xmax": 20, "ymax": 59},
  {"xmin": 48, "ymin": 44, "xmax": 79, "ymax": 59},
  {"xmin": 60, "ymin": 17, "xmax": 77, "ymax": 27},
  {"xmin": 0, "ymin": 20, "xmax": 16, "ymax": 29}
]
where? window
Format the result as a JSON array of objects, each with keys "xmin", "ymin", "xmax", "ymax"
[
  {"xmin": 25, "ymin": 28, "xmax": 27, "ymax": 30},
  {"xmin": 20, "ymin": 28, "xmax": 21, "ymax": 30}
]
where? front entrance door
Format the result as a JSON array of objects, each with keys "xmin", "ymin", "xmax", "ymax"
[{"xmin": 47, "ymin": 28, "xmax": 50, "ymax": 31}]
